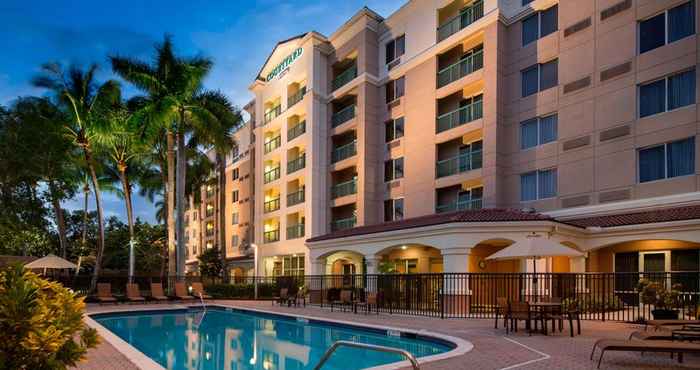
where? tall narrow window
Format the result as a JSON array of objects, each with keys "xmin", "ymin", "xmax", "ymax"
[
  {"xmin": 384, "ymin": 157, "xmax": 404, "ymax": 181},
  {"xmin": 386, "ymin": 76, "xmax": 405, "ymax": 103},
  {"xmin": 384, "ymin": 198, "xmax": 404, "ymax": 222},
  {"xmin": 639, "ymin": 1, "xmax": 695, "ymax": 54},
  {"xmin": 385, "ymin": 35, "xmax": 405, "ymax": 64},
  {"xmin": 385, "ymin": 117, "xmax": 405, "ymax": 142},
  {"xmin": 639, "ymin": 69, "xmax": 696, "ymax": 117}
]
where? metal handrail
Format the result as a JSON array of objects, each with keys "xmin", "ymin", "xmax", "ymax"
[{"xmin": 313, "ymin": 340, "xmax": 420, "ymax": 370}]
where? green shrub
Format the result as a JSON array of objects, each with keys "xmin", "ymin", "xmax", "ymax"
[
  {"xmin": 0, "ymin": 264, "xmax": 98, "ymax": 369},
  {"xmin": 204, "ymin": 283, "xmax": 277, "ymax": 299},
  {"xmin": 563, "ymin": 295, "xmax": 625, "ymax": 313}
]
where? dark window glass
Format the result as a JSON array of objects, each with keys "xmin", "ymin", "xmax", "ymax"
[
  {"xmin": 395, "ymin": 76, "xmax": 405, "ymax": 98},
  {"xmin": 667, "ymin": 137, "xmax": 695, "ymax": 178},
  {"xmin": 521, "ymin": 66, "xmax": 539, "ymax": 97},
  {"xmin": 639, "ymin": 144, "xmax": 666, "ymax": 182},
  {"xmin": 386, "ymin": 80, "xmax": 395, "ymax": 103},
  {"xmin": 540, "ymin": 6, "xmax": 558, "ymax": 37},
  {"xmin": 385, "ymin": 39, "xmax": 395, "ymax": 64},
  {"xmin": 672, "ymin": 249, "xmax": 700, "ymax": 271},
  {"xmin": 522, "ymin": 0, "xmax": 535, "ymax": 5},
  {"xmin": 520, "ymin": 171, "xmax": 537, "ymax": 201},
  {"xmin": 639, "ymin": 13, "xmax": 666, "ymax": 53},
  {"xmin": 385, "ymin": 121, "xmax": 393, "ymax": 142},
  {"xmin": 615, "ymin": 252, "xmax": 639, "ymax": 273},
  {"xmin": 396, "ymin": 35, "xmax": 406, "ymax": 58},
  {"xmin": 639, "ymin": 79, "xmax": 666, "ymax": 117},
  {"xmin": 520, "ymin": 118, "xmax": 538, "ymax": 149},
  {"xmin": 668, "ymin": 69, "xmax": 696, "ymax": 110},
  {"xmin": 522, "ymin": 14, "xmax": 539, "ymax": 45},
  {"xmin": 394, "ymin": 117, "xmax": 404, "ymax": 139},
  {"xmin": 384, "ymin": 200, "xmax": 393, "ymax": 222},
  {"xmin": 395, "ymin": 157, "xmax": 404, "ymax": 179},
  {"xmin": 539, "ymin": 60, "xmax": 558, "ymax": 91},
  {"xmin": 394, "ymin": 198, "xmax": 404, "ymax": 220},
  {"xmin": 384, "ymin": 160, "xmax": 393, "ymax": 182},
  {"xmin": 668, "ymin": 1, "xmax": 695, "ymax": 43}
]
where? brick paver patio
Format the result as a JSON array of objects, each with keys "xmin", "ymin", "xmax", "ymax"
[{"xmin": 78, "ymin": 300, "xmax": 700, "ymax": 370}]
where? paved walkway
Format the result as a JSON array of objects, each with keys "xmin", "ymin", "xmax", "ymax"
[{"xmin": 78, "ymin": 300, "xmax": 700, "ymax": 370}]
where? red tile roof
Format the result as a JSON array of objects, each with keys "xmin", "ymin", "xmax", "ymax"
[
  {"xmin": 306, "ymin": 208, "xmax": 553, "ymax": 242},
  {"xmin": 562, "ymin": 205, "xmax": 700, "ymax": 228}
]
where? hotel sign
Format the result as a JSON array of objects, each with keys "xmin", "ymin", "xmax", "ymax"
[{"xmin": 266, "ymin": 47, "xmax": 303, "ymax": 82}]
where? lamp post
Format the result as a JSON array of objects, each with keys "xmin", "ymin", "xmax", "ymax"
[{"xmin": 251, "ymin": 243, "xmax": 259, "ymax": 300}]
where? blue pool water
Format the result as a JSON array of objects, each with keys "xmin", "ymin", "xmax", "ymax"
[{"xmin": 93, "ymin": 307, "xmax": 453, "ymax": 370}]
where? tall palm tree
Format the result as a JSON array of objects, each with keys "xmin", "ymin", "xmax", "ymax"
[{"xmin": 33, "ymin": 63, "xmax": 121, "ymax": 290}]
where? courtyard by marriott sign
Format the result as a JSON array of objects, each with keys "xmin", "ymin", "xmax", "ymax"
[{"xmin": 266, "ymin": 47, "xmax": 303, "ymax": 82}]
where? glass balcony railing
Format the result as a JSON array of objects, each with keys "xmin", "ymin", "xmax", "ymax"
[
  {"xmin": 287, "ymin": 87, "xmax": 306, "ymax": 108},
  {"xmin": 287, "ymin": 187, "xmax": 305, "ymax": 206},
  {"xmin": 264, "ymin": 135, "xmax": 281, "ymax": 154},
  {"xmin": 264, "ymin": 197, "xmax": 280, "ymax": 213},
  {"xmin": 437, "ymin": 0, "xmax": 484, "ymax": 42},
  {"xmin": 437, "ymin": 49, "xmax": 483, "ymax": 88},
  {"xmin": 331, "ymin": 140, "xmax": 357, "ymax": 163},
  {"xmin": 436, "ymin": 150, "xmax": 483, "ymax": 178},
  {"xmin": 331, "ymin": 104, "xmax": 356, "ymax": 128},
  {"xmin": 263, "ymin": 229, "xmax": 280, "ymax": 243},
  {"xmin": 287, "ymin": 224, "xmax": 305, "ymax": 239},
  {"xmin": 287, "ymin": 120, "xmax": 306, "ymax": 141},
  {"xmin": 436, "ymin": 98, "xmax": 483, "ymax": 133},
  {"xmin": 331, "ymin": 178, "xmax": 357, "ymax": 199},
  {"xmin": 264, "ymin": 105, "xmax": 282, "ymax": 124},
  {"xmin": 331, "ymin": 216, "xmax": 357, "ymax": 231},
  {"xmin": 332, "ymin": 64, "xmax": 358, "ymax": 91},
  {"xmin": 436, "ymin": 198, "xmax": 483, "ymax": 213},
  {"xmin": 287, "ymin": 154, "xmax": 306, "ymax": 174},
  {"xmin": 263, "ymin": 166, "xmax": 281, "ymax": 183}
]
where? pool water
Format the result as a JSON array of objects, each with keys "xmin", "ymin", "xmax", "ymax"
[{"xmin": 93, "ymin": 307, "xmax": 452, "ymax": 370}]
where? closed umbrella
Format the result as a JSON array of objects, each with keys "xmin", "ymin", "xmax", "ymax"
[{"xmin": 25, "ymin": 254, "xmax": 78, "ymax": 275}]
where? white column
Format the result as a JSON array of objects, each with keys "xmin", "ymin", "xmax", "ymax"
[
  {"xmin": 570, "ymin": 255, "xmax": 588, "ymax": 294},
  {"xmin": 364, "ymin": 255, "xmax": 380, "ymax": 293},
  {"xmin": 441, "ymin": 247, "xmax": 471, "ymax": 273},
  {"xmin": 440, "ymin": 247, "xmax": 472, "ymax": 315},
  {"xmin": 310, "ymin": 257, "xmax": 326, "ymax": 275}
]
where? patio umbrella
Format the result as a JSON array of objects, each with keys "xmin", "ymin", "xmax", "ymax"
[{"xmin": 25, "ymin": 254, "xmax": 78, "ymax": 275}]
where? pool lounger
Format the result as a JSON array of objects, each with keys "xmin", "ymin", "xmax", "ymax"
[{"xmin": 590, "ymin": 339, "xmax": 700, "ymax": 368}]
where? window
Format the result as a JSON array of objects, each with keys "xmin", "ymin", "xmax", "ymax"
[
  {"xmin": 521, "ymin": 59, "xmax": 558, "ymax": 97},
  {"xmin": 231, "ymin": 212, "xmax": 239, "ymax": 225},
  {"xmin": 385, "ymin": 117, "xmax": 405, "ymax": 142},
  {"xmin": 385, "ymin": 34, "xmax": 405, "ymax": 64},
  {"xmin": 384, "ymin": 198, "xmax": 404, "ymax": 222},
  {"xmin": 232, "ymin": 190, "xmax": 239, "ymax": 203},
  {"xmin": 384, "ymin": 157, "xmax": 404, "ymax": 181},
  {"xmin": 282, "ymin": 255, "xmax": 304, "ymax": 276},
  {"xmin": 231, "ymin": 168, "xmax": 239, "ymax": 180},
  {"xmin": 520, "ymin": 114, "xmax": 558, "ymax": 149},
  {"xmin": 639, "ymin": 1, "xmax": 695, "ymax": 54},
  {"xmin": 386, "ymin": 76, "xmax": 405, "ymax": 103},
  {"xmin": 520, "ymin": 168, "xmax": 557, "ymax": 201},
  {"xmin": 638, "ymin": 137, "xmax": 695, "ymax": 183},
  {"xmin": 232, "ymin": 235, "xmax": 239, "ymax": 248},
  {"xmin": 639, "ymin": 69, "xmax": 696, "ymax": 117},
  {"xmin": 522, "ymin": 0, "xmax": 535, "ymax": 5},
  {"xmin": 522, "ymin": 5, "xmax": 558, "ymax": 46}
]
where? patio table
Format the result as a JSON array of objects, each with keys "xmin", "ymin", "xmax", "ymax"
[{"xmin": 528, "ymin": 302, "xmax": 562, "ymax": 335}]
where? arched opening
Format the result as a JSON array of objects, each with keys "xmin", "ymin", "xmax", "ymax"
[
  {"xmin": 588, "ymin": 239, "xmax": 700, "ymax": 273},
  {"xmin": 470, "ymin": 239, "xmax": 518, "ymax": 273},
  {"xmin": 376, "ymin": 244, "xmax": 443, "ymax": 274}
]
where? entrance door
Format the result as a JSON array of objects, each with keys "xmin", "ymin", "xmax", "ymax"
[
  {"xmin": 642, "ymin": 252, "xmax": 667, "ymax": 285},
  {"xmin": 342, "ymin": 263, "xmax": 355, "ymax": 287}
]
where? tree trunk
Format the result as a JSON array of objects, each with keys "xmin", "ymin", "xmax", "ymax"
[
  {"xmin": 217, "ymin": 154, "xmax": 227, "ymax": 268},
  {"xmin": 82, "ymin": 184, "xmax": 89, "ymax": 248},
  {"xmin": 160, "ymin": 166, "xmax": 168, "ymax": 279},
  {"xmin": 119, "ymin": 164, "xmax": 136, "ymax": 281},
  {"xmin": 166, "ymin": 131, "xmax": 176, "ymax": 279},
  {"xmin": 49, "ymin": 181, "xmax": 68, "ymax": 259},
  {"xmin": 86, "ymin": 150, "xmax": 106, "ymax": 293},
  {"xmin": 175, "ymin": 125, "xmax": 187, "ymax": 279}
]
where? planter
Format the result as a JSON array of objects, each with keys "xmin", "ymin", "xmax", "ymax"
[{"xmin": 651, "ymin": 309, "xmax": 679, "ymax": 320}]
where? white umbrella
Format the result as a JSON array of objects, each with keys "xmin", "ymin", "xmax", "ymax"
[{"xmin": 25, "ymin": 254, "xmax": 78, "ymax": 274}]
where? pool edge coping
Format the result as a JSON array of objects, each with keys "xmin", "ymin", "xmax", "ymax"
[{"xmin": 85, "ymin": 302, "xmax": 474, "ymax": 370}]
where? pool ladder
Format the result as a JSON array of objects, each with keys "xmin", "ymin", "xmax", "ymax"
[{"xmin": 313, "ymin": 340, "xmax": 420, "ymax": 370}]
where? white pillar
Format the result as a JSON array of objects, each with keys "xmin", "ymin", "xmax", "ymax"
[
  {"xmin": 364, "ymin": 255, "xmax": 380, "ymax": 293},
  {"xmin": 310, "ymin": 258, "xmax": 326, "ymax": 275},
  {"xmin": 570, "ymin": 255, "xmax": 588, "ymax": 294},
  {"xmin": 440, "ymin": 247, "xmax": 472, "ymax": 315},
  {"xmin": 441, "ymin": 247, "xmax": 471, "ymax": 273}
]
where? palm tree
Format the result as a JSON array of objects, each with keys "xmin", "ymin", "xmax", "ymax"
[{"xmin": 32, "ymin": 63, "xmax": 121, "ymax": 291}]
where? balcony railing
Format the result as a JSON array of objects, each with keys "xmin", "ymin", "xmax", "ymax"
[
  {"xmin": 287, "ymin": 87, "xmax": 306, "ymax": 107},
  {"xmin": 437, "ymin": 0, "xmax": 484, "ymax": 42},
  {"xmin": 331, "ymin": 104, "xmax": 356, "ymax": 128},
  {"xmin": 436, "ymin": 198, "xmax": 483, "ymax": 213},
  {"xmin": 437, "ymin": 49, "xmax": 483, "ymax": 88},
  {"xmin": 287, "ymin": 224, "xmax": 305, "ymax": 239},
  {"xmin": 436, "ymin": 98, "xmax": 483, "ymax": 133},
  {"xmin": 264, "ymin": 166, "xmax": 281, "ymax": 183},
  {"xmin": 264, "ymin": 135, "xmax": 281, "ymax": 154},
  {"xmin": 332, "ymin": 64, "xmax": 358, "ymax": 91},
  {"xmin": 331, "ymin": 140, "xmax": 357, "ymax": 163},
  {"xmin": 264, "ymin": 105, "xmax": 282, "ymax": 124},
  {"xmin": 331, "ymin": 216, "xmax": 357, "ymax": 231},
  {"xmin": 287, "ymin": 154, "xmax": 306, "ymax": 174},
  {"xmin": 287, "ymin": 120, "xmax": 306, "ymax": 141},
  {"xmin": 263, "ymin": 229, "xmax": 280, "ymax": 243},
  {"xmin": 436, "ymin": 149, "xmax": 483, "ymax": 178},
  {"xmin": 287, "ymin": 187, "xmax": 305, "ymax": 206},
  {"xmin": 331, "ymin": 178, "xmax": 357, "ymax": 199},
  {"xmin": 264, "ymin": 197, "xmax": 280, "ymax": 213}
]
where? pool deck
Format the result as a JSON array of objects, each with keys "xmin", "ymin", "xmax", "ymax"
[{"xmin": 80, "ymin": 300, "xmax": 700, "ymax": 370}]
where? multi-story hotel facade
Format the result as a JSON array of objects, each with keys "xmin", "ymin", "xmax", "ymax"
[{"xmin": 190, "ymin": 0, "xmax": 700, "ymax": 279}]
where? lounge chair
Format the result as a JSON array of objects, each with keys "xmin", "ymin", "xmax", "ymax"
[
  {"xmin": 629, "ymin": 330, "xmax": 673, "ymax": 341},
  {"xmin": 96, "ymin": 283, "xmax": 117, "ymax": 304},
  {"xmin": 174, "ymin": 282, "xmax": 196, "ymax": 301},
  {"xmin": 355, "ymin": 292, "xmax": 378, "ymax": 315},
  {"xmin": 330, "ymin": 290, "xmax": 356, "ymax": 312},
  {"xmin": 291, "ymin": 287, "xmax": 307, "ymax": 307},
  {"xmin": 191, "ymin": 282, "xmax": 212, "ymax": 299},
  {"xmin": 590, "ymin": 339, "xmax": 700, "ymax": 368},
  {"xmin": 126, "ymin": 283, "xmax": 145, "ymax": 303},
  {"xmin": 274, "ymin": 288, "xmax": 290, "ymax": 306},
  {"xmin": 646, "ymin": 319, "xmax": 700, "ymax": 331},
  {"xmin": 150, "ymin": 283, "xmax": 169, "ymax": 302}
]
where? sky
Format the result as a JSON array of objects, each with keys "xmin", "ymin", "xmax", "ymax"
[{"xmin": 0, "ymin": 0, "xmax": 404, "ymax": 224}]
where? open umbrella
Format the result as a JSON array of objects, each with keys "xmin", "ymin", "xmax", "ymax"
[{"xmin": 25, "ymin": 254, "xmax": 78, "ymax": 275}]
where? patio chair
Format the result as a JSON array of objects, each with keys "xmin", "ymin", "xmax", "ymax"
[
  {"xmin": 565, "ymin": 301, "xmax": 582, "ymax": 337},
  {"xmin": 590, "ymin": 339, "xmax": 700, "ymax": 368},
  {"xmin": 125, "ymin": 283, "xmax": 145, "ymax": 303},
  {"xmin": 291, "ymin": 286, "xmax": 307, "ymax": 307},
  {"xmin": 274, "ymin": 288, "xmax": 290, "ymax": 306},
  {"xmin": 96, "ymin": 283, "xmax": 117, "ymax": 304},
  {"xmin": 149, "ymin": 283, "xmax": 169, "ymax": 302},
  {"xmin": 330, "ymin": 290, "xmax": 356, "ymax": 312},
  {"xmin": 542, "ymin": 297, "xmax": 564, "ymax": 334},
  {"xmin": 355, "ymin": 292, "xmax": 379, "ymax": 315},
  {"xmin": 191, "ymin": 282, "xmax": 212, "ymax": 300},
  {"xmin": 509, "ymin": 301, "xmax": 543, "ymax": 335},
  {"xmin": 495, "ymin": 297, "xmax": 510, "ymax": 331},
  {"xmin": 174, "ymin": 282, "xmax": 196, "ymax": 301}
]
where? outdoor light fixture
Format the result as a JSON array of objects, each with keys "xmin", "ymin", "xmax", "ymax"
[{"xmin": 401, "ymin": 245, "xmax": 407, "ymax": 250}]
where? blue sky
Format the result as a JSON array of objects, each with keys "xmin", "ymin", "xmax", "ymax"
[{"xmin": 0, "ymin": 0, "xmax": 404, "ymax": 224}]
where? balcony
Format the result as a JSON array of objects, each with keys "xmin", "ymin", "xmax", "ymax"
[
  {"xmin": 287, "ymin": 120, "xmax": 306, "ymax": 141},
  {"xmin": 331, "ymin": 178, "xmax": 357, "ymax": 199},
  {"xmin": 331, "ymin": 140, "xmax": 357, "ymax": 163},
  {"xmin": 436, "ymin": 96, "xmax": 483, "ymax": 133},
  {"xmin": 287, "ymin": 154, "xmax": 306, "ymax": 174},
  {"xmin": 264, "ymin": 105, "xmax": 282, "ymax": 124},
  {"xmin": 264, "ymin": 166, "xmax": 281, "ymax": 183},
  {"xmin": 437, "ymin": 0, "xmax": 484, "ymax": 42},
  {"xmin": 332, "ymin": 64, "xmax": 357, "ymax": 91},
  {"xmin": 264, "ymin": 197, "xmax": 280, "ymax": 213},
  {"xmin": 331, "ymin": 216, "xmax": 357, "ymax": 231},
  {"xmin": 436, "ymin": 149, "xmax": 483, "ymax": 178},
  {"xmin": 287, "ymin": 187, "xmax": 305, "ymax": 206},
  {"xmin": 287, "ymin": 86, "xmax": 306, "ymax": 108},
  {"xmin": 437, "ymin": 49, "xmax": 483, "ymax": 88},
  {"xmin": 287, "ymin": 224, "xmax": 305, "ymax": 239},
  {"xmin": 331, "ymin": 104, "xmax": 356, "ymax": 128},
  {"xmin": 263, "ymin": 229, "xmax": 280, "ymax": 243},
  {"xmin": 436, "ymin": 198, "xmax": 483, "ymax": 213},
  {"xmin": 264, "ymin": 135, "xmax": 281, "ymax": 154}
]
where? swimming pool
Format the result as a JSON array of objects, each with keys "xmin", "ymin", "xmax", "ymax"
[{"xmin": 91, "ymin": 306, "xmax": 458, "ymax": 370}]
